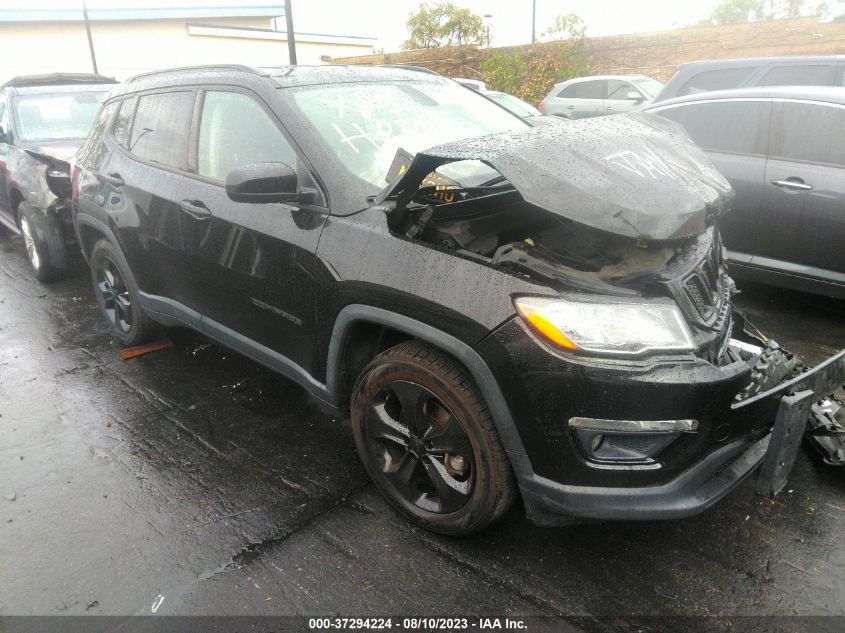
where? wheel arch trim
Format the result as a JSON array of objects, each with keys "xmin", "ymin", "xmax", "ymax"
[{"xmin": 326, "ymin": 305, "xmax": 533, "ymax": 477}]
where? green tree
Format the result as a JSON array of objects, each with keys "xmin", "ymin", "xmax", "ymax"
[
  {"xmin": 481, "ymin": 14, "xmax": 589, "ymax": 104},
  {"xmin": 540, "ymin": 13, "xmax": 587, "ymax": 41},
  {"xmin": 402, "ymin": 3, "xmax": 487, "ymax": 49}
]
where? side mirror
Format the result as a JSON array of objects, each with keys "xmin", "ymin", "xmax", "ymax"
[
  {"xmin": 625, "ymin": 91, "xmax": 644, "ymax": 102},
  {"xmin": 0, "ymin": 126, "xmax": 9, "ymax": 145},
  {"xmin": 225, "ymin": 162, "xmax": 302, "ymax": 204}
]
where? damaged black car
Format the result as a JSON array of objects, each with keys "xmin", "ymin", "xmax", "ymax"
[
  {"xmin": 72, "ymin": 65, "xmax": 845, "ymax": 535},
  {"xmin": 0, "ymin": 73, "xmax": 115, "ymax": 280}
]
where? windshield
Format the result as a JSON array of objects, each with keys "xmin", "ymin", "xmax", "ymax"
[
  {"xmin": 486, "ymin": 92, "xmax": 541, "ymax": 118},
  {"xmin": 633, "ymin": 77, "xmax": 665, "ymax": 99},
  {"xmin": 13, "ymin": 91, "xmax": 107, "ymax": 142},
  {"xmin": 289, "ymin": 80, "xmax": 528, "ymax": 190}
]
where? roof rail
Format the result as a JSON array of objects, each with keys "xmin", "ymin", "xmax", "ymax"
[
  {"xmin": 378, "ymin": 64, "xmax": 441, "ymax": 76},
  {"xmin": 128, "ymin": 64, "xmax": 267, "ymax": 82}
]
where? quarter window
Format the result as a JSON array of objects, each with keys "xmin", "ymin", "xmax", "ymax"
[
  {"xmin": 773, "ymin": 103, "xmax": 845, "ymax": 167},
  {"xmin": 197, "ymin": 90, "xmax": 297, "ymax": 182},
  {"xmin": 129, "ymin": 91, "xmax": 194, "ymax": 169},
  {"xmin": 656, "ymin": 101, "xmax": 767, "ymax": 155},
  {"xmin": 111, "ymin": 98, "xmax": 134, "ymax": 148},
  {"xmin": 757, "ymin": 64, "xmax": 836, "ymax": 87}
]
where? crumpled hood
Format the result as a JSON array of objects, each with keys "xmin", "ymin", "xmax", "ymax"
[
  {"xmin": 378, "ymin": 112, "xmax": 734, "ymax": 241},
  {"xmin": 22, "ymin": 140, "xmax": 83, "ymax": 166}
]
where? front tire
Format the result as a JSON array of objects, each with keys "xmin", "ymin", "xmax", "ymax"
[
  {"xmin": 90, "ymin": 238, "xmax": 159, "ymax": 346},
  {"xmin": 352, "ymin": 341, "xmax": 516, "ymax": 535},
  {"xmin": 18, "ymin": 203, "xmax": 68, "ymax": 282}
]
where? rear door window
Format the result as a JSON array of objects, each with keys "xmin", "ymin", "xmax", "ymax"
[
  {"xmin": 129, "ymin": 91, "xmax": 195, "ymax": 169},
  {"xmin": 196, "ymin": 90, "xmax": 297, "ymax": 182},
  {"xmin": 656, "ymin": 100, "xmax": 768, "ymax": 155},
  {"xmin": 757, "ymin": 64, "xmax": 837, "ymax": 87},
  {"xmin": 559, "ymin": 80, "xmax": 605, "ymax": 99},
  {"xmin": 771, "ymin": 102, "xmax": 845, "ymax": 167},
  {"xmin": 677, "ymin": 67, "xmax": 756, "ymax": 96}
]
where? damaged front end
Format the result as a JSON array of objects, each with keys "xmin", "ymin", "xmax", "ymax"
[
  {"xmin": 376, "ymin": 113, "xmax": 845, "ymax": 513},
  {"xmin": 378, "ymin": 113, "xmax": 737, "ymax": 363}
]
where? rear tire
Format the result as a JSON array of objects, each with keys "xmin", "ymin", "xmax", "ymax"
[
  {"xmin": 90, "ymin": 238, "xmax": 159, "ymax": 346},
  {"xmin": 351, "ymin": 341, "xmax": 516, "ymax": 535},
  {"xmin": 18, "ymin": 202, "xmax": 68, "ymax": 282}
]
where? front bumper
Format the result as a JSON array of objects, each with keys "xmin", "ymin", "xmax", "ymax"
[
  {"xmin": 479, "ymin": 315, "xmax": 845, "ymax": 525},
  {"xmin": 520, "ymin": 435, "xmax": 769, "ymax": 525}
]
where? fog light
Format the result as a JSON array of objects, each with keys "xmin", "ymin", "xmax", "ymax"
[{"xmin": 569, "ymin": 418, "xmax": 698, "ymax": 465}]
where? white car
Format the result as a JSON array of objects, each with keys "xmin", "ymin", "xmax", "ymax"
[{"xmin": 540, "ymin": 74, "xmax": 664, "ymax": 119}]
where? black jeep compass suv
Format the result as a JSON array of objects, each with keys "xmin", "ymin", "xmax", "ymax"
[{"xmin": 72, "ymin": 65, "xmax": 845, "ymax": 535}]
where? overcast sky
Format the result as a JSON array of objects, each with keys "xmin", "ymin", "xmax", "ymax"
[
  {"xmin": 23, "ymin": 0, "xmax": 735, "ymax": 50},
  {"xmin": 19, "ymin": 0, "xmax": 841, "ymax": 50},
  {"xmin": 290, "ymin": 0, "xmax": 725, "ymax": 49}
]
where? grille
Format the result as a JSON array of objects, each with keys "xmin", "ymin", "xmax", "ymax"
[
  {"xmin": 684, "ymin": 275, "xmax": 713, "ymax": 319},
  {"xmin": 682, "ymin": 237, "xmax": 722, "ymax": 321}
]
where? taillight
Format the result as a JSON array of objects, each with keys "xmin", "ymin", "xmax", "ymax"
[{"xmin": 538, "ymin": 101, "xmax": 544, "ymax": 112}]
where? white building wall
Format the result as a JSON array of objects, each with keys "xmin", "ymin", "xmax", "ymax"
[{"xmin": 0, "ymin": 17, "xmax": 374, "ymax": 82}]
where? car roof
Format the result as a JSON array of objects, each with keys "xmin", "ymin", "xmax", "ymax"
[
  {"xmin": 2, "ymin": 72, "xmax": 116, "ymax": 90},
  {"xmin": 5, "ymin": 84, "xmax": 114, "ymax": 96},
  {"xmin": 553, "ymin": 74, "xmax": 654, "ymax": 88},
  {"xmin": 675, "ymin": 55, "xmax": 845, "ymax": 72},
  {"xmin": 644, "ymin": 85, "xmax": 845, "ymax": 109},
  {"xmin": 110, "ymin": 63, "xmax": 449, "ymax": 98}
]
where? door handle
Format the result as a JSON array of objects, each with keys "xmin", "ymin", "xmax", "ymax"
[
  {"xmin": 180, "ymin": 199, "xmax": 211, "ymax": 219},
  {"xmin": 567, "ymin": 105, "xmax": 576, "ymax": 109},
  {"xmin": 771, "ymin": 178, "xmax": 813, "ymax": 191},
  {"xmin": 103, "ymin": 173, "xmax": 124, "ymax": 187}
]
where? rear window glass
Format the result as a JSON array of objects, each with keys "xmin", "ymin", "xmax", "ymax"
[
  {"xmin": 656, "ymin": 101, "xmax": 767, "ymax": 155},
  {"xmin": 558, "ymin": 81, "xmax": 604, "ymax": 99},
  {"xmin": 129, "ymin": 91, "xmax": 194, "ymax": 169},
  {"xmin": 13, "ymin": 91, "xmax": 106, "ymax": 142},
  {"xmin": 773, "ymin": 103, "xmax": 845, "ymax": 167},
  {"xmin": 757, "ymin": 64, "xmax": 836, "ymax": 87},
  {"xmin": 677, "ymin": 67, "xmax": 755, "ymax": 96}
]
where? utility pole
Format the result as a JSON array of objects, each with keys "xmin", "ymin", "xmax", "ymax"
[
  {"xmin": 284, "ymin": 0, "xmax": 297, "ymax": 65},
  {"xmin": 81, "ymin": 0, "xmax": 98, "ymax": 74},
  {"xmin": 531, "ymin": 0, "xmax": 536, "ymax": 43}
]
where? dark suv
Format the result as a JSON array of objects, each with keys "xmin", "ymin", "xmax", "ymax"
[
  {"xmin": 72, "ymin": 65, "xmax": 845, "ymax": 535},
  {"xmin": 0, "ymin": 73, "xmax": 115, "ymax": 280},
  {"xmin": 654, "ymin": 55, "xmax": 845, "ymax": 102}
]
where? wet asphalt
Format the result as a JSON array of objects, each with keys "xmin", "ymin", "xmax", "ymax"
[{"xmin": 1, "ymin": 229, "xmax": 844, "ymax": 630}]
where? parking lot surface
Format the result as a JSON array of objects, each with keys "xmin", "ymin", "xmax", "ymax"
[{"xmin": 1, "ymin": 229, "xmax": 844, "ymax": 630}]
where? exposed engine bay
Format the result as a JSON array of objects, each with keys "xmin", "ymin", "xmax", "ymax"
[{"xmin": 399, "ymin": 187, "xmax": 685, "ymax": 295}]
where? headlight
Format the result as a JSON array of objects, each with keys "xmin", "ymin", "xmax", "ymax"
[{"xmin": 514, "ymin": 295, "xmax": 695, "ymax": 357}]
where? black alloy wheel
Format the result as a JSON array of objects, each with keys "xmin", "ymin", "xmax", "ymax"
[
  {"xmin": 89, "ymin": 239, "xmax": 159, "ymax": 346},
  {"xmin": 96, "ymin": 256, "xmax": 133, "ymax": 334},
  {"xmin": 364, "ymin": 380, "xmax": 474, "ymax": 514},
  {"xmin": 352, "ymin": 341, "xmax": 516, "ymax": 535}
]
